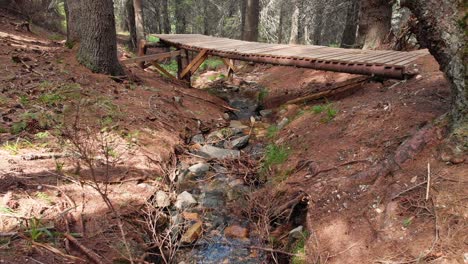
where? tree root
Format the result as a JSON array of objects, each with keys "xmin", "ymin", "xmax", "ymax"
[
  {"xmin": 64, "ymin": 233, "xmax": 107, "ymax": 264},
  {"xmin": 349, "ymin": 123, "xmax": 440, "ymax": 185}
]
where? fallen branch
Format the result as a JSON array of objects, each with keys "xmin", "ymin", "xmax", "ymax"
[
  {"xmin": 286, "ymin": 77, "xmax": 370, "ymax": 105},
  {"xmin": 32, "ymin": 241, "xmax": 84, "ymax": 262},
  {"xmin": 64, "ymin": 233, "xmax": 107, "ymax": 264},
  {"xmin": 175, "ymin": 88, "xmax": 239, "ymax": 112},
  {"xmin": 0, "ymin": 232, "xmax": 18, "ymax": 237}
]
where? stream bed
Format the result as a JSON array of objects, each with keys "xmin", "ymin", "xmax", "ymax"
[{"xmin": 173, "ymin": 80, "xmax": 271, "ymax": 263}]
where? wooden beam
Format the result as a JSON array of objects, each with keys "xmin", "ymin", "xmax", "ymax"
[
  {"xmin": 222, "ymin": 58, "xmax": 237, "ymax": 72},
  {"xmin": 151, "ymin": 62, "xmax": 178, "ymax": 81},
  {"xmin": 121, "ymin": 50, "xmax": 182, "ymax": 65},
  {"xmin": 180, "ymin": 49, "xmax": 208, "ymax": 79}
]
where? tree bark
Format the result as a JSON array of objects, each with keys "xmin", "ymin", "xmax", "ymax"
[
  {"xmin": 126, "ymin": 0, "xmax": 137, "ymax": 50},
  {"xmin": 72, "ymin": 0, "xmax": 124, "ymax": 76},
  {"xmin": 64, "ymin": 0, "xmax": 81, "ymax": 46},
  {"xmin": 132, "ymin": 0, "xmax": 145, "ymax": 41},
  {"xmin": 311, "ymin": 0, "xmax": 325, "ymax": 45},
  {"xmin": 175, "ymin": 0, "xmax": 186, "ymax": 34},
  {"xmin": 341, "ymin": 0, "xmax": 359, "ymax": 48},
  {"xmin": 161, "ymin": 0, "xmax": 170, "ymax": 34},
  {"xmin": 356, "ymin": 0, "xmax": 392, "ymax": 49},
  {"xmin": 401, "ymin": 0, "xmax": 467, "ymax": 133},
  {"xmin": 277, "ymin": 1, "xmax": 286, "ymax": 44},
  {"xmin": 240, "ymin": 0, "xmax": 247, "ymax": 40},
  {"xmin": 243, "ymin": 0, "xmax": 260, "ymax": 41},
  {"xmin": 289, "ymin": 0, "xmax": 300, "ymax": 44}
]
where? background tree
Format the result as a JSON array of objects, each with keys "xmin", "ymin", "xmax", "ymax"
[
  {"xmin": 243, "ymin": 0, "xmax": 260, "ymax": 41},
  {"xmin": 67, "ymin": 0, "xmax": 123, "ymax": 76},
  {"xmin": 133, "ymin": 0, "xmax": 145, "ymax": 41},
  {"xmin": 402, "ymin": 0, "xmax": 467, "ymax": 133},
  {"xmin": 356, "ymin": 0, "xmax": 393, "ymax": 49}
]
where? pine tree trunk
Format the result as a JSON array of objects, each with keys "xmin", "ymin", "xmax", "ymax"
[
  {"xmin": 132, "ymin": 0, "xmax": 145, "ymax": 41},
  {"xmin": 401, "ymin": 0, "xmax": 467, "ymax": 133},
  {"xmin": 289, "ymin": 0, "xmax": 300, "ymax": 44},
  {"xmin": 175, "ymin": 0, "xmax": 186, "ymax": 34},
  {"xmin": 356, "ymin": 0, "xmax": 392, "ymax": 49},
  {"xmin": 243, "ymin": 0, "xmax": 260, "ymax": 41},
  {"xmin": 311, "ymin": 0, "xmax": 325, "ymax": 45},
  {"xmin": 162, "ymin": 0, "xmax": 170, "ymax": 34},
  {"xmin": 341, "ymin": 0, "xmax": 359, "ymax": 48},
  {"xmin": 126, "ymin": 0, "xmax": 137, "ymax": 50},
  {"xmin": 240, "ymin": 0, "xmax": 247, "ymax": 40},
  {"xmin": 277, "ymin": 1, "xmax": 286, "ymax": 44},
  {"xmin": 64, "ymin": 0, "xmax": 81, "ymax": 45},
  {"xmin": 73, "ymin": 0, "xmax": 123, "ymax": 76}
]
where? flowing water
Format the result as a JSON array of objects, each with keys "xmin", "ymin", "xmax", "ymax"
[{"xmin": 175, "ymin": 81, "xmax": 270, "ymax": 263}]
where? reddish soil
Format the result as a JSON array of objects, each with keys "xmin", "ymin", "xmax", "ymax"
[
  {"xmin": 255, "ymin": 56, "xmax": 467, "ymax": 263},
  {"xmin": 0, "ymin": 11, "xmax": 225, "ymax": 264},
  {"xmin": 0, "ymin": 9, "xmax": 466, "ymax": 264}
]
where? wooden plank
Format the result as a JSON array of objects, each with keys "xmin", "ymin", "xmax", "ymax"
[
  {"xmin": 180, "ymin": 49, "xmax": 208, "ymax": 78},
  {"xmin": 121, "ymin": 50, "xmax": 182, "ymax": 65},
  {"xmin": 152, "ymin": 62, "xmax": 178, "ymax": 81},
  {"xmin": 395, "ymin": 53, "xmax": 428, "ymax": 65}
]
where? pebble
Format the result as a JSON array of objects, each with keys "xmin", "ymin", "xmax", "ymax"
[
  {"xmin": 155, "ymin": 191, "xmax": 171, "ymax": 208},
  {"xmin": 277, "ymin": 117, "xmax": 289, "ymax": 129},
  {"xmin": 289, "ymin": 226, "xmax": 304, "ymax": 240},
  {"xmin": 188, "ymin": 163, "xmax": 210, "ymax": 176},
  {"xmin": 224, "ymin": 135, "xmax": 250, "ymax": 149},
  {"xmin": 259, "ymin": 109, "xmax": 273, "ymax": 117},
  {"xmin": 181, "ymin": 221, "xmax": 203, "ymax": 244},
  {"xmin": 224, "ymin": 225, "xmax": 249, "ymax": 240},
  {"xmin": 229, "ymin": 120, "xmax": 249, "ymax": 130}
]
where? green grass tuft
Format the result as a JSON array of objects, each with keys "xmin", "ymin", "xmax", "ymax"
[
  {"xmin": 263, "ymin": 144, "xmax": 290, "ymax": 169},
  {"xmin": 266, "ymin": 125, "xmax": 279, "ymax": 139}
]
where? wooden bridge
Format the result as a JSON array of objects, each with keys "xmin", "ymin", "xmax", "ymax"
[{"xmin": 123, "ymin": 34, "xmax": 429, "ymax": 82}]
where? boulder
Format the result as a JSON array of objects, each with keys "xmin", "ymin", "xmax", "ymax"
[
  {"xmin": 199, "ymin": 145, "xmax": 240, "ymax": 160},
  {"xmin": 175, "ymin": 191, "xmax": 197, "ymax": 209},
  {"xmin": 191, "ymin": 134, "xmax": 205, "ymax": 144}
]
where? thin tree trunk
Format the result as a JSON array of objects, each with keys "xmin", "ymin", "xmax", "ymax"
[
  {"xmin": 341, "ymin": 0, "xmax": 359, "ymax": 48},
  {"xmin": 277, "ymin": 1, "xmax": 286, "ymax": 44},
  {"xmin": 64, "ymin": 0, "xmax": 80, "ymax": 46},
  {"xmin": 289, "ymin": 0, "xmax": 300, "ymax": 44},
  {"xmin": 175, "ymin": 0, "xmax": 186, "ymax": 34},
  {"xmin": 203, "ymin": 0, "xmax": 209, "ymax": 35},
  {"xmin": 356, "ymin": 0, "xmax": 392, "ymax": 49},
  {"xmin": 162, "ymin": 0, "xmax": 170, "ymax": 34},
  {"xmin": 311, "ymin": 0, "xmax": 325, "ymax": 45},
  {"xmin": 73, "ymin": 0, "xmax": 124, "ymax": 76},
  {"xmin": 126, "ymin": 0, "xmax": 137, "ymax": 50},
  {"xmin": 133, "ymin": 0, "xmax": 145, "ymax": 41},
  {"xmin": 240, "ymin": 0, "xmax": 247, "ymax": 40},
  {"xmin": 243, "ymin": 0, "xmax": 260, "ymax": 41},
  {"xmin": 401, "ymin": 0, "xmax": 467, "ymax": 133}
]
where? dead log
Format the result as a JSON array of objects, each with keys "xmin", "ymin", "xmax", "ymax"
[{"xmin": 286, "ymin": 77, "xmax": 370, "ymax": 105}]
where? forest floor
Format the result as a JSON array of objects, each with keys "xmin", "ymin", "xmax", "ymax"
[{"xmin": 0, "ymin": 9, "xmax": 467, "ymax": 264}]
